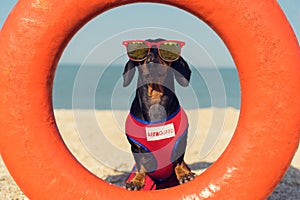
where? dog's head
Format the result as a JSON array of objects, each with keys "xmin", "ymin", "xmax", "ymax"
[{"xmin": 123, "ymin": 38, "xmax": 191, "ymax": 103}]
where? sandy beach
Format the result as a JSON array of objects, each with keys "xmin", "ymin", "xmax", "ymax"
[{"xmin": 1, "ymin": 108, "xmax": 299, "ymax": 199}]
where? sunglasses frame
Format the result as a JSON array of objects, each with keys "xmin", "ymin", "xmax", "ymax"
[{"xmin": 122, "ymin": 40, "xmax": 185, "ymax": 62}]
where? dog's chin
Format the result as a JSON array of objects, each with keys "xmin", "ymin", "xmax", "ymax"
[{"xmin": 148, "ymin": 83, "xmax": 163, "ymax": 102}]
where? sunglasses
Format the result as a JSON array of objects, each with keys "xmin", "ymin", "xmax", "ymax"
[{"xmin": 122, "ymin": 40, "xmax": 185, "ymax": 62}]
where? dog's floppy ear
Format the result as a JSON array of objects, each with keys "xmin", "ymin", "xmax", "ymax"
[
  {"xmin": 123, "ymin": 60, "xmax": 136, "ymax": 87},
  {"xmin": 171, "ymin": 57, "xmax": 191, "ymax": 87}
]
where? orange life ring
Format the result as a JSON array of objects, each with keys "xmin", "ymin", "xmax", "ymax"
[{"xmin": 0, "ymin": 0, "xmax": 299, "ymax": 199}]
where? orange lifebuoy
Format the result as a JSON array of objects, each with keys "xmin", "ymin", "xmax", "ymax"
[{"xmin": 0, "ymin": 0, "xmax": 300, "ymax": 199}]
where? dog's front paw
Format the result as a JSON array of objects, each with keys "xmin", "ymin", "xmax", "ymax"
[
  {"xmin": 175, "ymin": 162, "xmax": 196, "ymax": 184},
  {"xmin": 125, "ymin": 181, "xmax": 144, "ymax": 191},
  {"xmin": 178, "ymin": 172, "xmax": 196, "ymax": 184},
  {"xmin": 125, "ymin": 171, "xmax": 146, "ymax": 191}
]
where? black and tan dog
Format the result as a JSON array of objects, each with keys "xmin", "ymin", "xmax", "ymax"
[{"xmin": 122, "ymin": 38, "xmax": 195, "ymax": 190}]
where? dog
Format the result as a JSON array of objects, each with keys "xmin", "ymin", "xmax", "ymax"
[{"xmin": 122, "ymin": 38, "xmax": 195, "ymax": 190}]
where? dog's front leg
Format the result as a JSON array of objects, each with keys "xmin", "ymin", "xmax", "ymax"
[{"xmin": 125, "ymin": 165, "xmax": 146, "ymax": 190}]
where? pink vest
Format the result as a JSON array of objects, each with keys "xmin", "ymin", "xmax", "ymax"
[{"xmin": 125, "ymin": 107, "xmax": 188, "ymax": 182}]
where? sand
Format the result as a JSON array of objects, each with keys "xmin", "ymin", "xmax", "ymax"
[{"xmin": 1, "ymin": 108, "xmax": 299, "ymax": 199}]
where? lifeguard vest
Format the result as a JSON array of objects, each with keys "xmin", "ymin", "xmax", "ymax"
[{"xmin": 125, "ymin": 107, "xmax": 189, "ymax": 182}]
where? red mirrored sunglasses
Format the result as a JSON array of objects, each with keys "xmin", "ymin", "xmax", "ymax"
[{"xmin": 122, "ymin": 40, "xmax": 185, "ymax": 62}]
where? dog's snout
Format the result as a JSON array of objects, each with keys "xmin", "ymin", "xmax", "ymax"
[{"xmin": 146, "ymin": 49, "xmax": 159, "ymax": 63}]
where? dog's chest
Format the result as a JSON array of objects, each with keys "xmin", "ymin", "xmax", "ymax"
[{"xmin": 125, "ymin": 107, "xmax": 188, "ymax": 151}]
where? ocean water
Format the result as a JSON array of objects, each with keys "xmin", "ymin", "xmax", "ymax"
[{"xmin": 53, "ymin": 64, "xmax": 241, "ymax": 110}]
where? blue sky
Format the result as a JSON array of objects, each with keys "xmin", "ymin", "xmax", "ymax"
[{"xmin": 1, "ymin": 1, "xmax": 299, "ymax": 67}]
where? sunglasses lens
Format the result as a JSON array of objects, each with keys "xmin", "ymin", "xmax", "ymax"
[
  {"xmin": 127, "ymin": 42, "xmax": 148, "ymax": 61},
  {"xmin": 159, "ymin": 42, "xmax": 181, "ymax": 61}
]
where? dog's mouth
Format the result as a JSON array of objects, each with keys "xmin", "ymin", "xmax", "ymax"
[{"xmin": 148, "ymin": 83, "xmax": 163, "ymax": 102}]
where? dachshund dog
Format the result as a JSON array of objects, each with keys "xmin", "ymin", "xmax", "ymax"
[{"xmin": 122, "ymin": 38, "xmax": 195, "ymax": 190}]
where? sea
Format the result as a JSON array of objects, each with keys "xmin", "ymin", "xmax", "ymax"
[{"xmin": 53, "ymin": 64, "xmax": 241, "ymax": 110}]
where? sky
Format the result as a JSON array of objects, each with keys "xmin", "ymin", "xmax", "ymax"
[{"xmin": 1, "ymin": 1, "xmax": 299, "ymax": 67}]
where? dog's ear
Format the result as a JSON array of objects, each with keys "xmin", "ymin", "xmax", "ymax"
[
  {"xmin": 171, "ymin": 57, "xmax": 191, "ymax": 87},
  {"xmin": 123, "ymin": 60, "xmax": 136, "ymax": 87}
]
